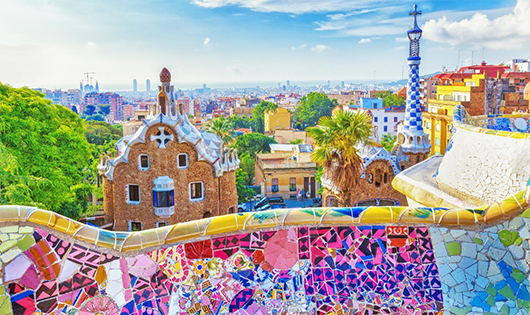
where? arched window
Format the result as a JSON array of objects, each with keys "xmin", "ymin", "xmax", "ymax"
[
  {"xmin": 383, "ymin": 172, "xmax": 388, "ymax": 184},
  {"xmin": 375, "ymin": 169, "xmax": 382, "ymax": 188}
]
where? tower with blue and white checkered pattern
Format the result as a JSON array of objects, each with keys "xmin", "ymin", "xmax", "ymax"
[{"xmin": 398, "ymin": 4, "xmax": 431, "ymax": 154}]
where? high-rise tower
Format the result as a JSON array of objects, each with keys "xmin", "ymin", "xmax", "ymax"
[
  {"xmin": 146, "ymin": 79, "xmax": 151, "ymax": 92},
  {"xmin": 394, "ymin": 4, "xmax": 430, "ymax": 169},
  {"xmin": 133, "ymin": 79, "xmax": 138, "ymax": 93}
]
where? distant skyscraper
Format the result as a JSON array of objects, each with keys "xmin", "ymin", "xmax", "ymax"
[
  {"xmin": 95, "ymin": 81, "xmax": 99, "ymax": 93},
  {"xmin": 327, "ymin": 80, "xmax": 330, "ymax": 87},
  {"xmin": 146, "ymin": 79, "xmax": 151, "ymax": 92},
  {"xmin": 341, "ymin": 81, "xmax": 345, "ymax": 89},
  {"xmin": 79, "ymin": 81, "xmax": 83, "ymax": 95},
  {"xmin": 203, "ymin": 84, "xmax": 207, "ymax": 89},
  {"xmin": 133, "ymin": 79, "xmax": 138, "ymax": 93},
  {"xmin": 287, "ymin": 80, "xmax": 290, "ymax": 87}
]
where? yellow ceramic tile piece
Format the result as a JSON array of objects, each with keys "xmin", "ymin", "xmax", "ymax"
[
  {"xmin": 120, "ymin": 233, "xmax": 143, "ymax": 251},
  {"xmin": 359, "ymin": 207, "xmax": 393, "ymax": 223},
  {"xmin": 0, "ymin": 206, "xmax": 19, "ymax": 223},
  {"xmin": 138, "ymin": 229, "xmax": 162, "ymax": 249},
  {"xmin": 47, "ymin": 214, "xmax": 72, "ymax": 234},
  {"xmin": 484, "ymin": 202, "xmax": 506, "ymax": 223},
  {"xmin": 27, "ymin": 210, "xmax": 52, "ymax": 227},
  {"xmin": 195, "ymin": 218, "xmax": 212, "ymax": 237},
  {"xmin": 95, "ymin": 265, "xmax": 107, "ymax": 288},
  {"xmin": 165, "ymin": 222, "xmax": 200, "ymax": 244},
  {"xmin": 282, "ymin": 209, "xmax": 318, "ymax": 226},
  {"xmin": 17, "ymin": 206, "xmax": 35, "ymax": 223},
  {"xmin": 320, "ymin": 209, "xmax": 356, "ymax": 225},
  {"xmin": 234, "ymin": 212, "xmax": 253, "ymax": 230},
  {"xmin": 205, "ymin": 215, "xmax": 237, "ymax": 236},
  {"xmin": 74, "ymin": 226, "xmax": 99, "ymax": 244},
  {"xmin": 454, "ymin": 209, "xmax": 480, "ymax": 225},
  {"xmin": 243, "ymin": 211, "xmax": 281, "ymax": 230},
  {"xmin": 437, "ymin": 209, "xmax": 460, "ymax": 225},
  {"xmin": 398, "ymin": 207, "xmax": 438, "ymax": 224}
]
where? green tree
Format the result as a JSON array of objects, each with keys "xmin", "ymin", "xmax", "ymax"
[
  {"xmin": 380, "ymin": 133, "xmax": 397, "ymax": 152},
  {"xmin": 294, "ymin": 92, "xmax": 338, "ymax": 129},
  {"xmin": 289, "ymin": 138, "xmax": 303, "ymax": 144},
  {"xmin": 85, "ymin": 114, "xmax": 105, "ymax": 122},
  {"xmin": 236, "ymin": 169, "xmax": 255, "ymax": 203},
  {"xmin": 374, "ymin": 91, "xmax": 405, "ymax": 108},
  {"xmin": 98, "ymin": 104, "xmax": 111, "ymax": 116},
  {"xmin": 83, "ymin": 104, "xmax": 96, "ymax": 117},
  {"xmin": 0, "ymin": 83, "xmax": 93, "ymax": 218},
  {"xmin": 307, "ymin": 110, "xmax": 378, "ymax": 206},
  {"xmin": 205, "ymin": 116, "xmax": 235, "ymax": 146},
  {"xmin": 251, "ymin": 101, "xmax": 278, "ymax": 133},
  {"xmin": 232, "ymin": 132, "xmax": 276, "ymax": 158},
  {"xmin": 315, "ymin": 166, "xmax": 324, "ymax": 195},
  {"xmin": 228, "ymin": 115, "xmax": 252, "ymax": 129},
  {"xmin": 238, "ymin": 154, "xmax": 255, "ymax": 186}
]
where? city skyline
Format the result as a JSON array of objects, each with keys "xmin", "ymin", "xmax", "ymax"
[{"xmin": 1, "ymin": 0, "xmax": 529, "ymax": 90}]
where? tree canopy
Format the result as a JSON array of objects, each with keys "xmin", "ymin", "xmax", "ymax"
[
  {"xmin": 205, "ymin": 116, "xmax": 235, "ymax": 146},
  {"xmin": 307, "ymin": 110, "xmax": 377, "ymax": 206},
  {"xmin": 0, "ymin": 83, "xmax": 93, "ymax": 218},
  {"xmin": 250, "ymin": 101, "xmax": 278, "ymax": 133},
  {"xmin": 232, "ymin": 132, "xmax": 276, "ymax": 158},
  {"xmin": 374, "ymin": 91, "xmax": 405, "ymax": 108},
  {"xmin": 380, "ymin": 133, "xmax": 397, "ymax": 152},
  {"xmin": 293, "ymin": 92, "xmax": 338, "ymax": 129}
]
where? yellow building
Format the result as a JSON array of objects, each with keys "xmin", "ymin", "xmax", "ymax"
[
  {"xmin": 255, "ymin": 144, "xmax": 319, "ymax": 199},
  {"xmin": 423, "ymin": 74, "xmax": 485, "ymax": 155},
  {"xmin": 264, "ymin": 108, "xmax": 290, "ymax": 133},
  {"xmin": 122, "ymin": 109, "xmax": 148, "ymax": 137}
]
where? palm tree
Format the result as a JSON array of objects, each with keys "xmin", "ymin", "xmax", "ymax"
[
  {"xmin": 307, "ymin": 110, "xmax": 377, "ymax": 206},
  {"xmin": 205, "ymin": 116, "xmax": 235, "ymax": 146}
]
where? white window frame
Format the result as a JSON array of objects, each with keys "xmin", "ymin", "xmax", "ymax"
[
  {"xmin": 156, "ymin": 220, "xmax": 168, "ymax": 228},
  {"xmin": 138, "ymin": 154, "xmax": 150, "ymax": 171},
  {"xmin": 126, "ymin": 184, "xmax": 141, "ymax": 204},
  {"xmin": 189, "ymin": 181, "xmax": 204, "ymax": 201},
  {"xmin": 177, "ymin": 153, "xmax": 189, "ymax": 169}
]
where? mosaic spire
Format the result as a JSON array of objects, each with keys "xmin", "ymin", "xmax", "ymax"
[{"xmin": 399, "ymin": 4, "xmax": 430, "ymax": 154}]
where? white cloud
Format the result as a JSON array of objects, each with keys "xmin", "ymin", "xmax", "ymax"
[
  {"xmin": 393, "ymin": 46, "xmax": 407, "ymax": 51},
  {"xmin": 87, "ymin": 42, "xmax": 97, "ymax": 48},
  {"xmin": 423, "ymin": 0, "xmax": 530, "ymax": 50},
  {"xmin": 192, "ymin": 0, "xmax": 406, "ymax": 14},
  {"xmin": 395, "ymin": 36, "xmax": 408, "ymax": 42},
  {"xmin": 311, "ymin": 44, "xmax": 330, "ymax": 52},
  {"xmin": 291, "ymin": 44, "xmax": 307, "ymax": 51},
  {"xmin": 203, "ymin": 37, "xmax": 211, "ymax": 45},
  {"xmin": 358, "ymin": 38, "xmax": 371, "ymax": 44}
]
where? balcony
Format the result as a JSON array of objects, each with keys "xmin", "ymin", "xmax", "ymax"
[{"xmin": 155, "ymin": 206, "xmax": 174, "ymax": 218}]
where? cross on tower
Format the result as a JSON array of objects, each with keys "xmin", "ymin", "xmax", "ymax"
[
  {"xmin": 150, "ymin": 127, "xmax": 174, "ymax": 149},
  {"xmin": 409, "ymin": 4, "xmax": 421, "ymax": 18}
]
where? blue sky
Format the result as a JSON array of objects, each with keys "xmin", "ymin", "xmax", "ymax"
[{"xmin": 0, "ymin": 0, "xmax": 528, "ymax": 90}]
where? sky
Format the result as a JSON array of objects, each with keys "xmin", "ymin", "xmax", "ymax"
[{"xmin": 1, "ymin": 0, "xmax": 529, "ymax": 90}]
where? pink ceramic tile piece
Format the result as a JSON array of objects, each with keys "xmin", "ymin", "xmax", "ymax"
[
  {"xmin": 263, "ymin": 230, "xmax": 298, "ymax": 270},
  {"xmin": 4, "ymin": 254, "xmax": 32, "ymax": 282},
  {"xmin": 128, "ymin": 254, "xmax": 157, "ymax": 279},
  {"xmin": 19, "ymin": 265, "xmax": 40, "ymax": 290}
]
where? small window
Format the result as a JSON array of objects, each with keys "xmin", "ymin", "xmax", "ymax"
[
  {"xmin": 384, "ymin": 117, "xmax": 388, "ymax": 123},
  {"xmin": 156, "ymin": 221, "xmax": 167, "ymax": 228},
  {"xmin": 139, "ymin": 154, "xmax": 149, "ymax": 170},
  {"xmin": 383, "ymin": 126, "xmax": 388, "ymax": 132},
  {"xmin": 384, "ymin": 173, "xmax": 388, "ymax": 184},
  {"xmin": 154, "ymin": 190, "xmax": 174, "ymax": 208},
  {"xmin": 190, "ymin": 182, "xmax": 204, "ymax": 201},
  {"xmin": 127, "ymin": 184, "xmax": 140, "ymax": 204},
  {"xmin": 394, "ymin": 117, "xmax": 398, "ymax": 123},
  {"xmin": 130, "ymin": 221, "xmax": 142, "ymax": 231},
  {"xmin": 289, "ymin": 178, "xmax": 296, "ymax": 191},
  {"xmin": 374, "ymin": 117, "xmax": 378, "ymax": 122},
  {"xmin": 435, "ymin": 138, "xmax": 441, "ymax": 146},
  {"xmin": 178, "ymin": 154, "xmax": 189, "ymax": 169},
  {"xmin": 272, "ymin": 178, "xmax": 279, "ymax": 192}
]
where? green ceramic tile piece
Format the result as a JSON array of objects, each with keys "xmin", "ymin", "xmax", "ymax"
[
  {"xmin": 486, "ymin": 295, "xmax": 496, "ymax": 306},
  {"xmin": 0, "ymin": 227, "xmax": 17, "ymax": 234},
  {"xmin": 18, "ymin": 227, "xmax": 33, "ymax": 234},
  {"xmin": 515, "ymin": 236, "xmax": 523, "ymax": 246},
  {"xmin": 520, "ymin": 208, "xmax": 530, "ymax": 218},
  {"xmin": 500, "ymin": 304, "xmax": 509, "ymax": 315},
  {"xmin": 449, "ymin": 306, "xmax": 471, "ymax": 315},
  {"xmin": 17, "ymin": 235, "xmax": 34, "ymax": 251},
  {"xmin": 0, "ymin": 297, "xmax": 11, "ymax": 315},
  {"xmin": 446, "ymin": 242, "xmax": 461, "ymax": 255},
  {"xmin": 0, "ymin": 235, "xmax": 7, "ymax": 243},
  {"xmin": 0, "ymin": 247, "xmax": 21, "ymax": 264},
  {"xmin": 0, "ymin": 285, "xmax": 5, "ymax": 295},
  {"xmin": 486, "ymin": 283, "xmax": 496, "ymax": 296},
  {"xmin": 499, "ymin": 230, "xmax": 521, "ymax": 247},
  {"xmin": 0, "ymin": 240, "xmax": 17, "ymax": 253},
  {"xmin": 498, "ymin": 285, "xmax": 516, "ymax": 300},
  {"xmin": 512, "ymin": 269, "xmax": 526, "ymax": 283},
  {"xmin": 473, "ymin": 237, "xmax": 483, "ymax": 245}
]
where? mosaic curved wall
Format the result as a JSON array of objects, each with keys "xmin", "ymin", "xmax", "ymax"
[{"xmin": 0, "ymin": 186, "xmax": 528, "ymax": 315}]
